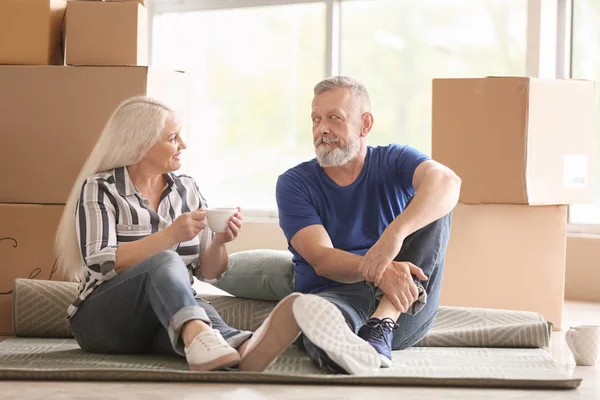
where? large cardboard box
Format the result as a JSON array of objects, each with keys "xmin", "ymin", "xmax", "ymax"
[
  {"xmin": 0, "ymin": 0, "xmax": 67, "ymax": 65},
  {"xmin": 440, "ymin": 203, "xmax": 567, "ymax": 329},
  {"xmin": 432, "ymin": 78, "xmax": 596, "ymax": 205},
  {"xmin": 0, "ymin": 204, "xmax": 65, "ymax": 335},
  {"xmin": 565, "ymin": 234, "xmax": 600, "ymax": 303},
  {"xmin": 0, "ymin": 66, "xmax": 189, "ymax": 204},
  {"xmin": 66, "ymin": 1, "xmax": 148, "ymax": 66}
]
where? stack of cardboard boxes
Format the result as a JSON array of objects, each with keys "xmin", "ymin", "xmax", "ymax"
[
  {"xmin": 433, "ymin": 77, "xmax": 596, "ymax": 330},
  {"xmin": 0, "ymin": 0, "xmax": 189, "ymax": 334}
]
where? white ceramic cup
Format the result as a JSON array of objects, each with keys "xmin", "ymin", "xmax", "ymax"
[
  {"xmin": 565, "ymin": 325, "xmax": 600, "ymax": 366},
  {"xmin": 205, "ymin": 208, "xmax": 237, "ymax": 233}
]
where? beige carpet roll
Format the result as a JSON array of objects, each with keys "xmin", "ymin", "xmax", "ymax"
[{"xmin": 12, "ymin": 278, "xmax": 550, "ymax": 348}]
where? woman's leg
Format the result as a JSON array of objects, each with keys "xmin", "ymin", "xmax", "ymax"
[
  {"xmin": 195, "ymin": 298, "xmax": 253, "ymax": 348},
  {"xmin": 70, "ymin": 250, "xmax": 213, "ymax": 355},
  {"xmin": 152, "ymin": 297, "xmax": 252, "ymax": 355}
]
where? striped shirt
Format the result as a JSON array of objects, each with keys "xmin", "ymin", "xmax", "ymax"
[{"xmin": 67, "ymin": 166, "xmax": 225, "ymax": 318}]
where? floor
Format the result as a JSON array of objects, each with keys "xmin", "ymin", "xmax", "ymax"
[{"xmin": 0, "ymin": 300, "xmax": 598, "ymax": 400}]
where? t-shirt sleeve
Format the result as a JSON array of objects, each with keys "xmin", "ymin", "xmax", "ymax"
[
  {"xmin": 389, "ymin": 144, "xmax": 431, "ymax": 192},
  {"xmin": 276, "ymin": 171, "xmax": 322, "ymax": 242}
]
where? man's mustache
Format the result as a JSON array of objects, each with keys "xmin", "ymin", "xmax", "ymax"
[{"xmin": 314, "ymin": 136, "xmax": 339, "ymax": 146}]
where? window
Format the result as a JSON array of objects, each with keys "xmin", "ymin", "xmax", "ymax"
[
  {"xmin": 340, "ymin": 0, "xmax": 526, "ymax": 153},
  {"xmin": 152, "ymin": 3, "xmax": 326, "ymax": 211},
  {"xmin": 151, "ymin": 0, "xmax": 528, "ymax": 212},
  {"xmin": 568, "ymin": 0, "xmax": 600, "ymax": 226}
]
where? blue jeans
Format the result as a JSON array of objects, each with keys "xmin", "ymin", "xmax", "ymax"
[
  {"xmin": 69, "ymin": 250, "xmax": 251, "ymax": 356},
  {"xmin": 296, "ymin": 212, "xmax": 452, "ymax": 363}
]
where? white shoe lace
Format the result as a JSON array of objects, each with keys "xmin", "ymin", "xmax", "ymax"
[{"xmin": 194, "ymin": 330, "xmax": 231, "ymax": 351}]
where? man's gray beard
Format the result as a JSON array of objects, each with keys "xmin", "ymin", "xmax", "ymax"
[{"xmin": 315, "ymin": 135, "xmax": 360, "ymax": 167}]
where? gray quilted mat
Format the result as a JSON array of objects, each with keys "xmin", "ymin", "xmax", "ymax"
[
  {"xmin": 0, "ymin": 338, "xmax": 579, "ymax": 389},
  {"xmin": 12, "ymin": 279, "xmax": 550, "ymax": 348}
]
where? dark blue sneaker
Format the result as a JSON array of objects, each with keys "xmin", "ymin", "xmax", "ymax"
[{"xmin": 357, "ymin": 318, "xmax": 399, "ymax": 368}]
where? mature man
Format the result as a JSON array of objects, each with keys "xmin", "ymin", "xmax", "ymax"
[{"xmin": 277, "ymin": 76, "xmax": 461, "ymax": 375}]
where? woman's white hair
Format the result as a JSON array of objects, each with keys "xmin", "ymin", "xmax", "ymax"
[
  {"xmin": 313, "ymin": 76, "xmax": 371, "ymax": 112},
  {"xmin": 55, "ymin": 96, "xmax": 173, "ymax": 281}
]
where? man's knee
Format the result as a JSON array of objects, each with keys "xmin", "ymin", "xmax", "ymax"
[{"xmin": 394, "ymin": 212, "xmax": 452, "ymax": 267}]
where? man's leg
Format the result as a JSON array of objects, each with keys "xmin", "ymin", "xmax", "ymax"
[
  {"xmin": 391, "ymin": 211, "xmax": 452, "ymax": 349},
  {"xmin": 293, "ymin": 282, "xmax": 381, "ymax": 375},
  {"xmin": 357, "ymin": 212, "xmax": 452, "ymax": 362}
]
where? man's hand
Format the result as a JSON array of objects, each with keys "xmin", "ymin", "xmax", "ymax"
[
  {"xmin": 358, "ymin": 232, "xmax": 404, "ymax": 285},
  {"xmin": 377, "ymin": 261, "xmax": 428, "ymax": 313}
]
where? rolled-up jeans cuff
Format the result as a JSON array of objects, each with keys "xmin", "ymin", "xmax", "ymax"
[
  {"xmin": 373, "ymin": 281, "xmax": 428, "ymax": 316},
  {"xmin": 169, "ymin": 306, "xmax": 211, "ymax": 355}
]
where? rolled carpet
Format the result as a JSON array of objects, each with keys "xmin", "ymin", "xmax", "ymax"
[{"xmin": 12, "ymin": 278, "xmax": 551, "ymax": 348}]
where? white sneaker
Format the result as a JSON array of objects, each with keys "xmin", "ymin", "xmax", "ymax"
[
  {"xmin": 292, "ymin": 294, "xmax": 381, "ymax": 375},
  {"xmin": 185, "ymin": 329, "xmax": 241, "ymax": 371},
  {"xmin": 239, "ymin": 292, "xmax": 303, "ymax": 372}
]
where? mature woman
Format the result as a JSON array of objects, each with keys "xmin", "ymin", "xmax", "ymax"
[{"xmin": 55, "ymin": 96, "xmax": 301, "ymax": 372}]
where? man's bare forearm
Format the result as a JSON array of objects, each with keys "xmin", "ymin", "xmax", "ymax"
[{"xmin": 312, "ymin": 248, "xmax": 366, "ymax": 283}]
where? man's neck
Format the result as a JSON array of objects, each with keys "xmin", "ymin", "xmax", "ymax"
[{"xmin": 323, "ymin": 146, "xmax": 368, "ymax": 187}]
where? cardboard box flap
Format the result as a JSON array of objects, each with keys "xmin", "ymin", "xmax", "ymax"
[{"xmin": 525, "ymin": 79, "xmax": 596, "ymax": 204}]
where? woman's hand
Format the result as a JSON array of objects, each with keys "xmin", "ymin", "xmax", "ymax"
[
  {"xmin": 214, "ymin": 208, "xmax": 243, "ymax": 245},
  {"xmin": 165, "ymin": 209, "xmax": 206, "ymax": 244}
]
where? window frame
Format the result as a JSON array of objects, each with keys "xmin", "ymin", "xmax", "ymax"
[{"xmin": 148, "ymin": 0, "xmax": 598, "ymax": 233}]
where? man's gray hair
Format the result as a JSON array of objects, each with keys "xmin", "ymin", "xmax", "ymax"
[{"xmin": 313, "ymin": 76, "xmax": 371, "ymax": 112}]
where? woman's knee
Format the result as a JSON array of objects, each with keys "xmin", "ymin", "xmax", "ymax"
[
  {"xmin": 145, "ymin": 250, "xmax": 187, "ymax": 273},
  {"xmin": 152, "ymin": 250, "xmax": 184, "ymax": 264}
]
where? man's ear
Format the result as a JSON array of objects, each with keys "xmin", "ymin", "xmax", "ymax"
[{"xmin": 361, "ymin": 112, "xmax": 374, "ymax": 137}]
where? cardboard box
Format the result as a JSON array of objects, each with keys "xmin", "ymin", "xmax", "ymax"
[
  {"xmin": 66, "ymin": 1, "xmax": 148, "ymax": 66},
  {"xmin": 0, "ymin": 66, "xmax": 189, "ymax": 204},
  {"xmin": 432, "ymin": 78, "xmax": 596, "ymax": 205},
  {"xmin": 0, "ymin": 0, "xmax": 67, "ymax": 65},
  {"xmin": 565, "ymin": 234, "xmax": 600, "ymax": 303},
  {"xmin": 0, "ymin": 204, "xmax": 65, "ymax": 335},
  {"xmin": 440, "ymin": 203, "xmax": 567, "ymax": 329}
]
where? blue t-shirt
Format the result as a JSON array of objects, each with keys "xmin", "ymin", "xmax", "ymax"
[{"xmin": 276, "ymin": 144, "xmax": 430, "ymax": 294}]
